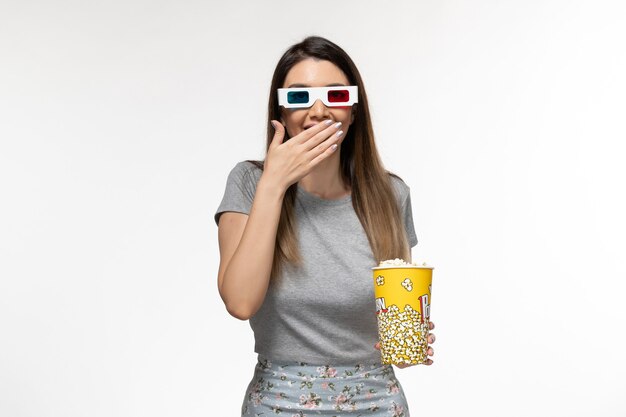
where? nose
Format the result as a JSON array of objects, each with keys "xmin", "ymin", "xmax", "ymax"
[{"xmin": 308, "ymin": 99, "xmax": 330, "ymax": 119}]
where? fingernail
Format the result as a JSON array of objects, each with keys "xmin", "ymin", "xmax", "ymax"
[
  {"xmin": 325, "ymin": 119, "xmax": 333, "ymax": 125},
  {"xmin": 334, "ymin": 121, "xmax": 342, "ymax": 128},
  {"xmin": 330, "ymin": 144, "xmax": 338, "ymax": 151},
  {"xmin": 270, "ymin": 121, "xmax": 277, "ymax": 130},
  {"xmin": 336, "ymin": 130, "xmax": 344, "ymax": 137}
]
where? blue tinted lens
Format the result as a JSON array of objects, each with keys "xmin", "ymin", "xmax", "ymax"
[{"xmin": 287, "ymin": 91, "xmax": 309, "ymax": 104}]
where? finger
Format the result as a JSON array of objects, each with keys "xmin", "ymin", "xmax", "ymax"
[
  {"xmin": 308, "ymin": 141, "xmax": 338, "ymax": 167},
  {"xmin": 427, "ymin": 347, "xmax": 434, "ymax": 356},
  {"xmin": 302, "ymin": 121, "xmax": 343, "ymax": 151},
  {"xmin": 428, "ymin": 334, "xmax": 436, "ymax": 344},
  {"xmin": 374, "ymin": 342, "xmax": 381, "ymax": 350},
  {"xmin": 395, "ymin": 363, "xmax": 410, "ymax": 369},
  {"xmin": 429, "ymin": 321, "xmax": 435, "ymax": 330},
  {"xmin": 269, "ymin": 120, "xmax": 286, "ymax": 147},
  {"xmin": 290, "ymin": 119, "xmax": 334, "ymax": 145},
  {"xmin": 308, "ymin": 130, "xmax": 341, "ymax": 158},
  {"xmin": 425, "ymin": 359, "xmax": 434, "ymax": 366}
]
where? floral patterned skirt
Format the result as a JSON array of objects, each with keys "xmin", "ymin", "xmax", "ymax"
[{"xmin": 241, "ymin": 355, "xmax": 410, "ymax": 417}]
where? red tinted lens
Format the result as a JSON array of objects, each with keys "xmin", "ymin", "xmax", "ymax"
[{"xmin": 327, "ymin": 89, "xmax": 350, "ymax": 103}]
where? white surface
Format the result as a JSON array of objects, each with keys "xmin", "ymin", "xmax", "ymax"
[{"xmin": 1, "ymin": 0, "xmax": 625, "ymax": 416}]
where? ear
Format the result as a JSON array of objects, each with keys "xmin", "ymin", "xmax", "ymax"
[{"xmin": 350, "ymin": 105, "xmax": 357, "ymax": 124}]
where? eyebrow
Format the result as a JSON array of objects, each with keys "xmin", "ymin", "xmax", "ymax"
[{"xmin": 286, "ymin": 83, "xmax": 347, "ymax": 88}]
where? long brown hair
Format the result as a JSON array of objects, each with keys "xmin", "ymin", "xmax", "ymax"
[{"xmin": 251, "ymin": 36, "xmax": 410, "ymax": 279}]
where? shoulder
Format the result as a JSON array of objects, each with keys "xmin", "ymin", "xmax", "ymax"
[
  {"xmin": 387, "ymin": 172, "xmax": 411, "ymax": 201},
  {"xmin": 228, "ymin": 160, "xmax": 264, "ymax": 184},
  {"xmin": 231, "ymin": 160, "xmax": 263, "ymax": 176}
]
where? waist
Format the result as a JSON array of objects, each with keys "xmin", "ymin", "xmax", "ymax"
[{"xmin": 254, "ymin": 354, "xmax": 392, "ymax": 381}]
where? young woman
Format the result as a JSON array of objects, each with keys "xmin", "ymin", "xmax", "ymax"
[{"xmin": 215, "ymin": 36, "xmax": 435, "ymax": 417}]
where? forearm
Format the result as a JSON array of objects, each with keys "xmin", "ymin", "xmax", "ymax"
[{"xmin": 219, "ymin": 177, "xmax": 286, "ymax": 319}]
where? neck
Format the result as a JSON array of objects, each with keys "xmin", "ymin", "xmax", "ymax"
[{"xmin": 298, "ymin": 152, "xmax": 350, "ymax": 199}]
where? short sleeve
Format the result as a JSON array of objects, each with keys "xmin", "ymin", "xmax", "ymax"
[
  {"xmin": 390, "ymin": 175, "xmax": 418, "ymax": 248},
  {"xmin": 214, "ymin": 161, "xmax": 263, "ymax": 225},
  {"xmin": 402, "ymin": 191, "xmax": 418, "ymax": 248}
]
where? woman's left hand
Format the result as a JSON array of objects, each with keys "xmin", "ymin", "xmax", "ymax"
[{"xmin": 374, "ymin": 321, "xmax": 436, "ymax": 368}]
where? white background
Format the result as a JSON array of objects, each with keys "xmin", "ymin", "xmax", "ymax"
[{"xmin": 1, "ymin": 0, "xmax": 625, "ymax": 416}]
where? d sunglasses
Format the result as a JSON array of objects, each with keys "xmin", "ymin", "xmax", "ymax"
[{"xmin": 277, "ymin": 86, "xmax": 358, "ymax": 109}]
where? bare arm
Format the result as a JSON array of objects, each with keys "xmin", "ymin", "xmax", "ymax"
[
  {"xmin": 217, "ymin": 179, "xmax": 285, "ymax": 320},
  {"xmin": 217, "ymin": 119, "xmax": 343, "ymax": 320}
]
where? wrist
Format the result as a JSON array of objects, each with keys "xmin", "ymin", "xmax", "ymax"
[{"xmin": 257, "ymin": 175, "xmax": 288, "ymax": 200}]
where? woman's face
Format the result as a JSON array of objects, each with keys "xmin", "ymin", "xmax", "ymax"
[{"xmin": 280, "ymin": 58, "xmax": 355, "ymax": 141}]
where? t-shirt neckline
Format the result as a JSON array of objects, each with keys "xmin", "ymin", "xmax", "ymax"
[{"xmin": 296, "ymin": 184, "xmax": 352, "ymax": 206}]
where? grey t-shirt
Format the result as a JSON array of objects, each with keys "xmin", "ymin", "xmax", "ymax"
[{"xmin": 215, "ymin": 161, "xmax": 418, "ymax": 364}]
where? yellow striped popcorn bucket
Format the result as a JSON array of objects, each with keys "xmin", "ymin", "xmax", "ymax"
[{"xmin": 372, "ymin": 264, "xmax": 434, "ymax": 365}]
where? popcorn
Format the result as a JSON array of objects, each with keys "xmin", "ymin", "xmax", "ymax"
[
  {"xmin": 378, "ymin": 258, "xmax": 430, "ymax": 267},
  {"xmin": 373, "ymin": 259, "xmax": 433, "ymax": 365},
  {"xmin": 376, "ymin": 304, "xmax": 430, "ymax": 365},
  {"xmin": 379, "ymin": 258, "xmax": 412, "ymax": 266}
]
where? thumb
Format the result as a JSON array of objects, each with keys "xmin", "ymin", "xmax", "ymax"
[{"xmin": 270, "ymin": 120, "xmax": 286, "ymax": 147}]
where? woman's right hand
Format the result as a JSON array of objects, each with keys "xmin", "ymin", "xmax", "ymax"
[{"xmin": 262, "ymin": 119, "xmax": 344, "ymax": 191}]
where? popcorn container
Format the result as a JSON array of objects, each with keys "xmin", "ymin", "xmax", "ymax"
[{"xmin": 372, "ymin": 265, "xmax": 434, "ymax": 365}]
